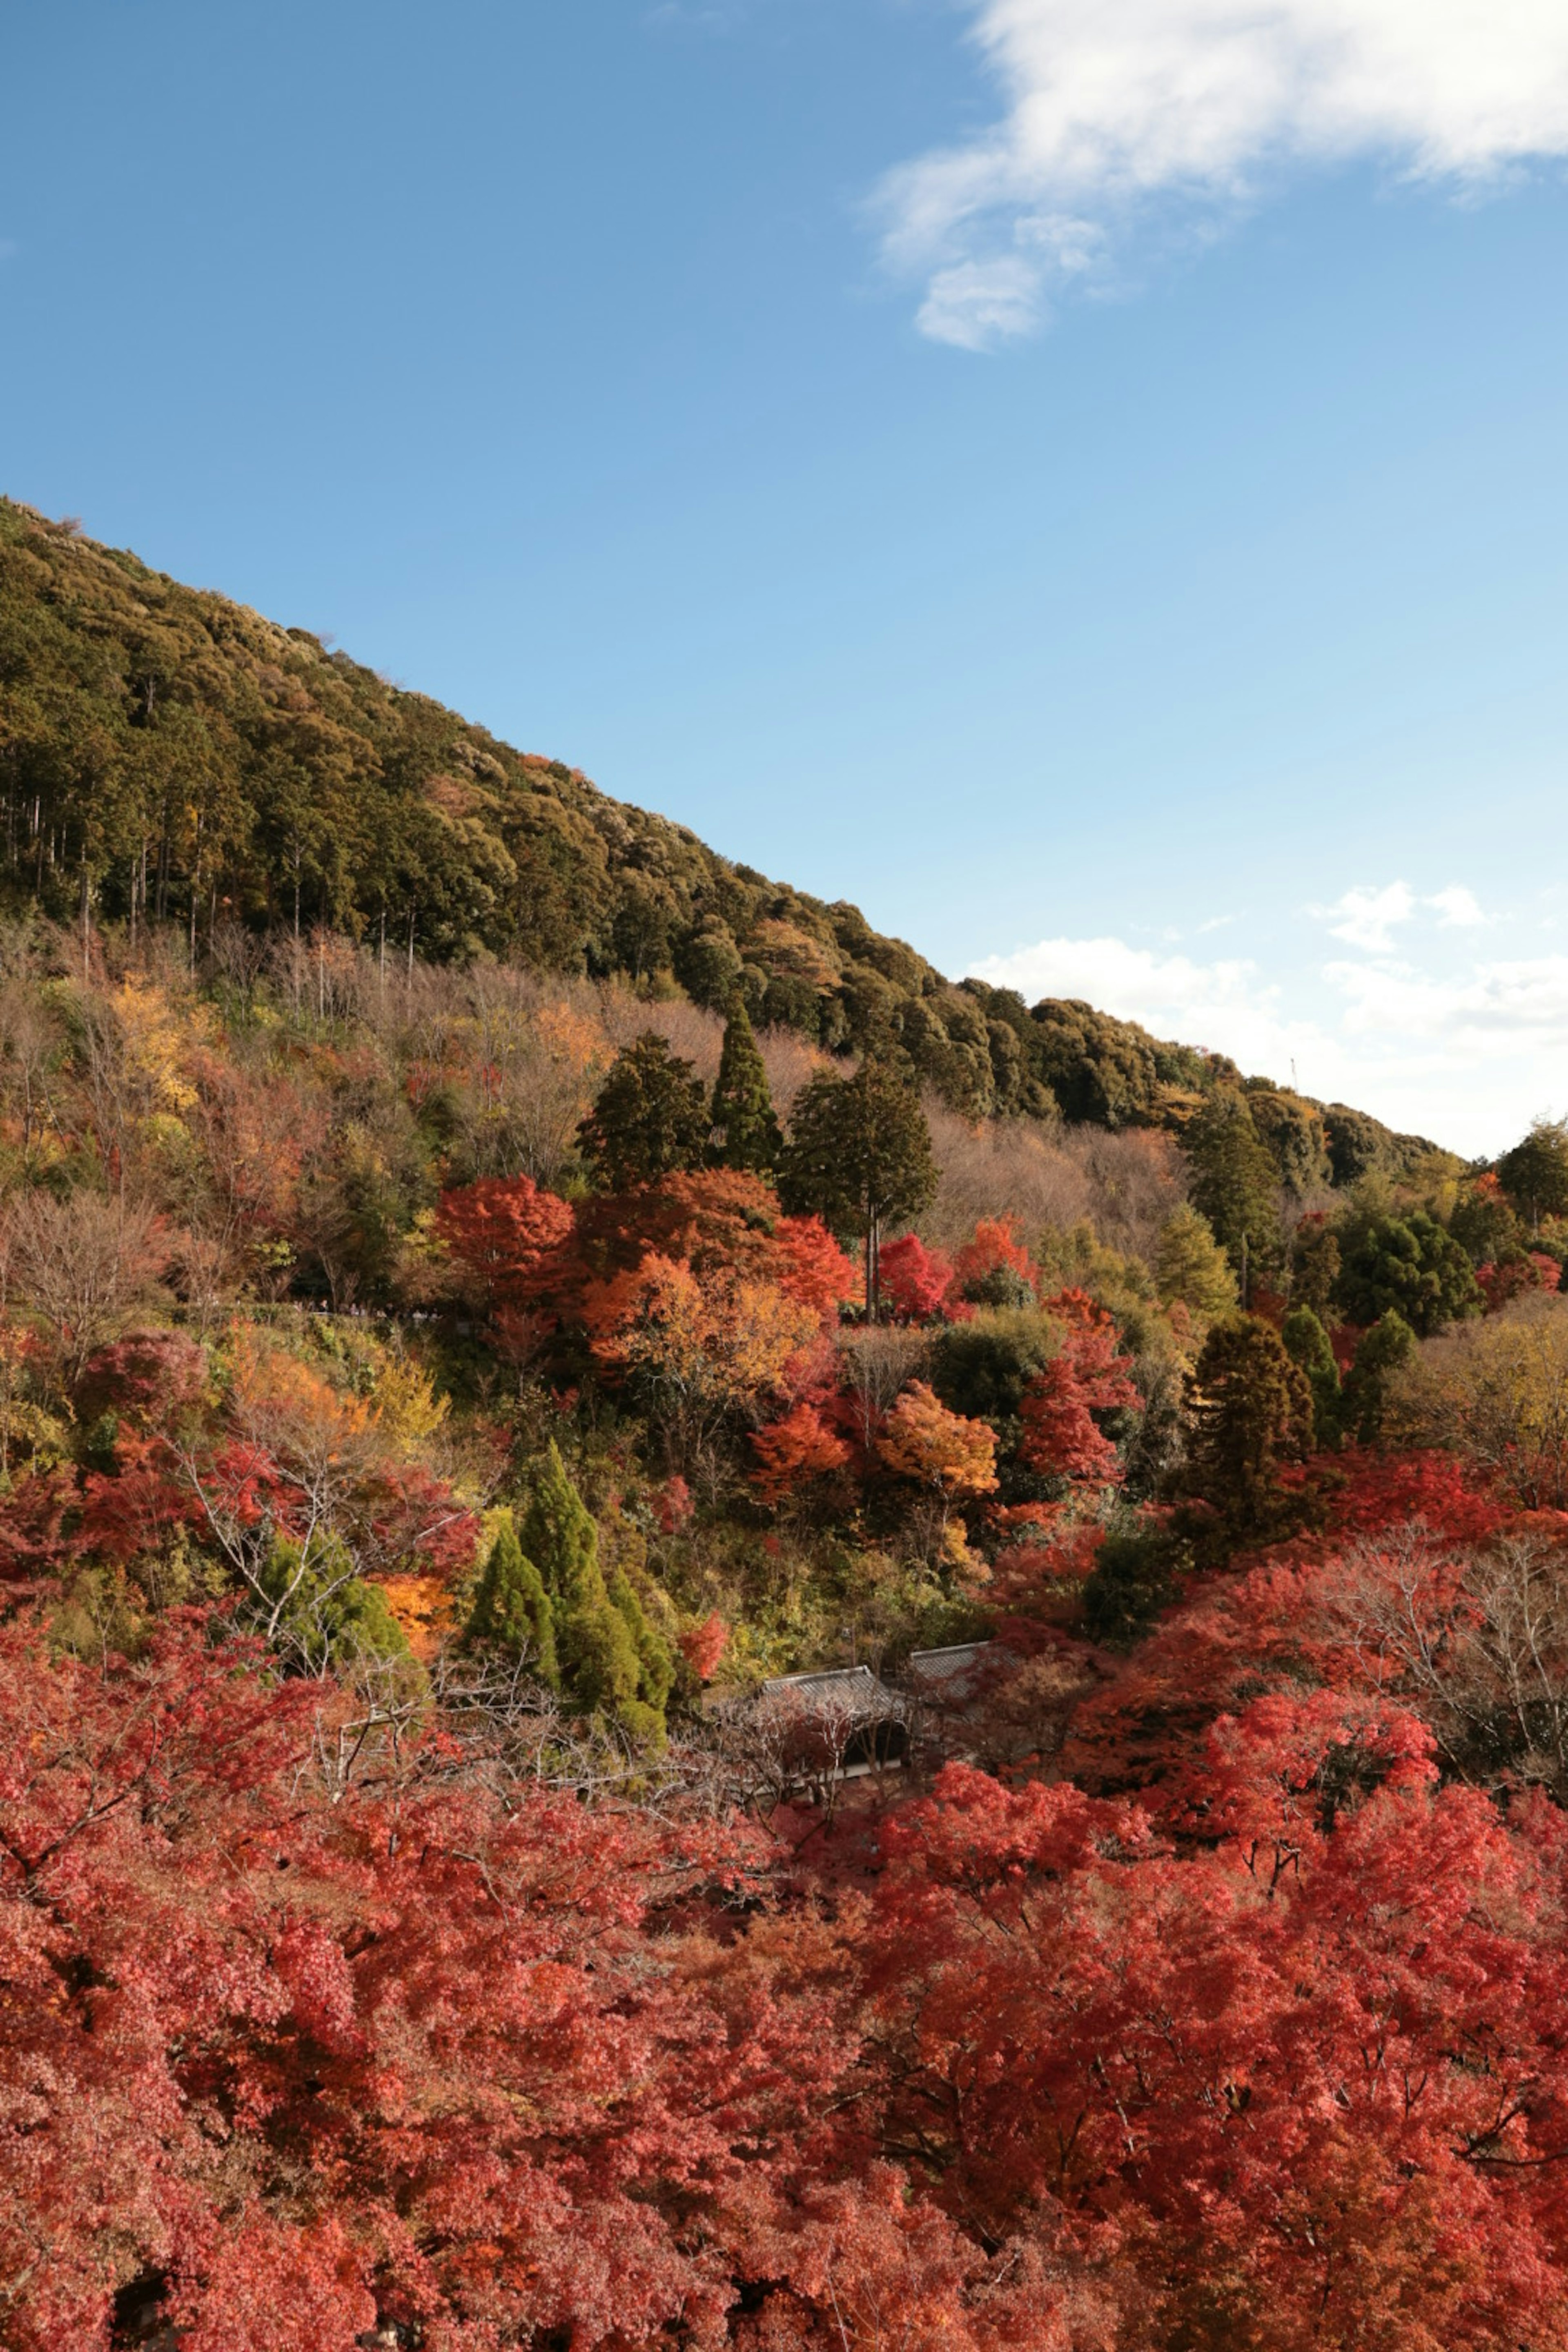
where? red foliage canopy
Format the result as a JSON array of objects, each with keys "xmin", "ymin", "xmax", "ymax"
[
  {"xmin": 1018, "ymin": 1293, "xmax": 1139, "ymax": 1486},
  {"xmin": 876, "ymin": 1232, "xmax": 955, "ymax": 1323},
  {"xmin": 434, "ymin": 1173, "xmax": 574, "ymax": 1309}
]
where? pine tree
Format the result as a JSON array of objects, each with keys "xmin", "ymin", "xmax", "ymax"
[
  {"xmin": 462, "ymin": 1511, "xmax": 558, "ymax": 1686},
  {"xmin": 709, "ymin": 999, "xmax": 781, "ymax": 1174}
]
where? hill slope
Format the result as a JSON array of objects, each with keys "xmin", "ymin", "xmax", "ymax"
[{"xmin": 0, "ymin": 498, "xmax": 1441, "ymax": 1179}]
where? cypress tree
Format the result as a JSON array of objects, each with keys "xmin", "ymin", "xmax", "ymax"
[
  {"xmin": 1281, "ymin": 1304, "xmax": 1342, "ymax": 1448},
  {"xmin": 463, "ymin": 1511, "xmax": 559, "ymax": 1685},
  {"xmin": 519, "ymin": 1445, "xmax": 666, "ymax": 1735},
  {"xmin": 709, "ymin": 998, "xmax": 782, "ymax": 1174},
  {"xmin": 609, "ymin": 1564, "xmax": 675, "ymax": 1717},
  {"xmin": 1341, "ymin": 1309, "xmax": 1417, "ymax": 1444},
  {"xmin": 1154, "ymin": 1203, "xmax": 1237, "ymax": 1319},
  {"xmin": 519, "ymin": 1443, "xmax": 602, "ymax": 1612}
]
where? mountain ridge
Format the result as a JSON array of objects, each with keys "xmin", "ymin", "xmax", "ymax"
[{"xmin": 0, "ymin": 497, "xmax": 1450, "ymax": 1183}]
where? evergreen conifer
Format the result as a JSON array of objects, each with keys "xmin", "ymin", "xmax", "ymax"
[
  {"xmin": 780, "ymin": 1054, "xmax": 937, "ymax": 1319},
  {"xmin": 519, "ymin": 1444, "xmax": 669, "ymax": 1737},
  {"xmin": 1184, "ymin": 1089, "xmax": 1283, "ymax": 1289},
  {"xmin": 1154, "ymin": 1203, "xmax": 1237, "ymax": 1319},
  {"xmin": 577, "ymin": 1033, "xmax": 708, "ymax": 1191},
  {"xmin": 1281, "ymin": 1304, "xmax": 1342, "ymax": 1447},
  {"xmin": 709, "ymin": 999, "xmax": 782, "ymax": 1173},
  {"xmin": 1184, "ymin": 1312, "xmax": 1313, "ymax": 1537},
  {"xmin": 463, "ymin": 1511, "xmax": 559, "ymax": 1685}
]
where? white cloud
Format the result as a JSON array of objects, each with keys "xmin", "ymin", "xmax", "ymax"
[
  {"xmin": 1311, "ymin": 879, "xmax": 1489, "ymax": 952},
  {"xmin": 1429, "ymin": 883, "xmax": 1486, "ymax": 928},
  {"xmin": 881, "ymin": 1, "xmax": 1568, "ymax": 346},
  {"xmin": 1319, "ymin": 880, "xmax": 1415, "ymax": 953},
  {"xmin": 916, "ymin": 256, "xmax": 1045, "ymax": 352}
]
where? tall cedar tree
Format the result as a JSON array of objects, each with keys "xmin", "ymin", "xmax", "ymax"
[
  {"xmin": 1183, "ymin": 1087, "xmax": 1281, "ymax": 1291},
  {"xmin": 519, "ymin": 1443, "xmax": 671, "ymax": 1740},
  {"xmin": 1183, "ymin": 1311, "xmax": 1313, "ymax": 1537},
  {"xmin": 577, "ymin": 1033, "xmax": 708, "ymax": 1192},
  {"xmin": 463, "ymin": 1510, "xmax": 559, "ymax": 1686},
  {"xmin": 1289, "ymin": 1214, "xmax": 1341, "ymax": 1318},
  {"xmin": 1281, "ymin": 1303, "xmax": 1342, "ymax": 1448},
  {"xmin": 779, "ymin": 1056, "xmax": 937, "ymax": 1319},
  {"xmin": 708, "ymin": 999, "xmax": 781, "ymax": 1174}
]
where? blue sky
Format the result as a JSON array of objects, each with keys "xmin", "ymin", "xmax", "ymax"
[{"xmin": 4, "ymin": 1, "xmax": 1568, "ymax": 1153}]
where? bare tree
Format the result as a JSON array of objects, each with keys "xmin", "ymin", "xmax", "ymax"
[
  {"xmin": 920, "ymin": 1103, "xmax": 1186, "ymax": 1263},
  {"xmin": 1336, "ymin": 1523, "xmax": 1568, "ymax": 1800},
  {"xmin": 837, "ymin": 1324, "xmax": 929, "ymax": 1455},
  {"xmin": 707, "ymin": 1672, "xmax": 908, "ymax": 1827},
  {"xmin": 0, "ymin": 978, "xmax": 63, "ymax": 1170},
  {"xmin": 4, "ymin": 1191, "xmax": 172, "ymax": 1390}
]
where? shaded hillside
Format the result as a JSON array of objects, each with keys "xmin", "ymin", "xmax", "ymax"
[{"xmin": 0, "ymin": 498, "xmax": 1441, "ymax": 1176}]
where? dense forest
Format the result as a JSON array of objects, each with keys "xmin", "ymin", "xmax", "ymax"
[{"xmin": 8, "ymin": 503, "xmax": 1568, "ymax": 2349}]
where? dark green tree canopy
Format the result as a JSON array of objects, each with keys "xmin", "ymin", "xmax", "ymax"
[
  {"xmin": 577, "ymin": 1032, "xmax": 708, "ymax": 1192},
  {"xmin": 1290, "ymin": 1216, "xmax": 1342, "ymax": 1320},
  {"xmin": 779, "ymin": 1054, "xmax": 937, "ymax": 1317},
  {"xmin": 1282, "ymin": 1304, "xmax": 1342, "ymax": 1448},
  {"xmin": 1341, "ymin": 1308, "xmax": 1417, "ymax": 1444},
  {"xmin": 1183, "ymin": 1312, "xmax": 1313, "ymax": 1536},
  {"xmin": 1336, "ymin": 1211, "xmax": 1479, "ymax": 1337},
  {"xmin": 0, "ymin": 499, "xmax": 1462, "ymax": 1152},
  {"xmin": 1183, "ymin": 1088, "xmax": 1282, "ymax": 1281},
  {"xmin": 708, "ymin": 999, "xmax": 781, "ymax": 1174}
]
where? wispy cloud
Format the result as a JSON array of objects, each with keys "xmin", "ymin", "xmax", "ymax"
[{"xmin": 879, "ymin": 1, "xmax": 1568, "ymax": 348}]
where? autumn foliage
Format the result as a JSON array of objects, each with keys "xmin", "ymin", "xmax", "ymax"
[{"xmin": 3, "ymin": 912, "xmax": 1568, "ymax": 2345}]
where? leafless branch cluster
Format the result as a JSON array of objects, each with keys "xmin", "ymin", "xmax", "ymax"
[
  {"xmin": 921, "ymin": 1105, "xmax": 1187, "ymax": 1261},
  {"xmin": 1334, "ymin": 1523, "xmax": 1568, "ymax": 1800}
]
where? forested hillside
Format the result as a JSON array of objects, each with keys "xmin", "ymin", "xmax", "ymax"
[
  {"xmin": 12, "ymin": 499, "xmax": 1568, "ymax": 2350},
  {"xmin": 0, "ymin": 497, "xmax": 1437, "ymax": 1169}
]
